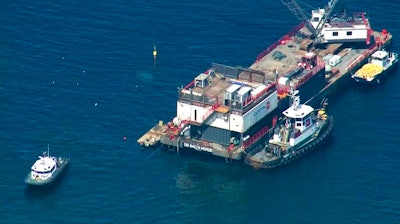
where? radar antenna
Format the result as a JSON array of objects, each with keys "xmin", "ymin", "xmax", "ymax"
[{"xmin": 289, "ymin": 84, "xmax": 300, "ymax": 111}]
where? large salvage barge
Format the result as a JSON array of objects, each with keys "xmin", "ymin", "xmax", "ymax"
[{"xmin": 137, "ymin": 0, "xmax": 392, "ymax": 161}]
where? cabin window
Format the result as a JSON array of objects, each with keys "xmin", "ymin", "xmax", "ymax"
[
  {"xmin": 296, "ymin": 122, "xmax": 302, "ymax": 127},
  {"xmin": 33, "ymin": 168, "xmax": 54, "ymax": 174},
  {"xmin": 305, "ymin": 118, "xmax": 311, "ymax": 127},
  {"xmin": 194, "ymin": 109, "xmax": 197, "ymax": 121},
  {"xmin": 346, "ymin": 31, "xmax": 352, "ymax": 36},
  {"xmin": 332, "ymin": 32, "xmax": 338, "ymax": 36}
]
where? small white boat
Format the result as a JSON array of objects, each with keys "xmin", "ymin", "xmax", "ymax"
[
  {"xmin": 352, "ymin": 49, "xmax": 398, "ymax": 84},
  {"xmin": 25, "ymin": 145, "xmax": 70, "ymax": 186}
]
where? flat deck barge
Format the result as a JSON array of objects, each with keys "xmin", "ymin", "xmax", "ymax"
[{"xmin": 138, "ymin": 3, "xmax": 393, "ymax": 161}]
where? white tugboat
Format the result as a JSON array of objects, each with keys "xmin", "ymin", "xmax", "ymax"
[
  {"xmin": 244, "ymin": 88, "xmax": 334, "ymax": 169},
  {"xmin": 25, "ymin": 145, "xmax": 70, "ymax": 186},
  {"xmin": 352, "ymin": 49, "xmax": 398, "ymax": 84}
]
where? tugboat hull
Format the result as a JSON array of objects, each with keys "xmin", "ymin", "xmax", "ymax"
[{"xmin": 245, "ymin": 116, "xmax": 334, "ymax": 169}]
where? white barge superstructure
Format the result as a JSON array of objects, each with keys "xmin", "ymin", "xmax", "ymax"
[{"xmin": 170, "ymin": 65, "xmax": 280, "ymax": 160}]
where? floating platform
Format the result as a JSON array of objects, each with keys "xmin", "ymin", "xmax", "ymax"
[
  {"xmin": 138, "ymin": 25, "xmax": 392, "ymax": 160},
  {"xmin": 138, "ymin": 9, "xmax": 393, "ymax": 161}
]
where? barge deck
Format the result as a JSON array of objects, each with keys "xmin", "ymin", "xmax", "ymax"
[
  {"xmin": 138, "ymin": 27, "xmax": 392, "ymax": 159},
  {"xmin": 137, "ymin": 3, "xmax": 393, "ymax": 161}
]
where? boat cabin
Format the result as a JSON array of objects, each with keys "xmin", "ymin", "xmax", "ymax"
[
  {"xmin": 31, "ymin": 155, "xmax": 57, "ymax": 180},
  {"xmin": 370, "ymin": 50, "xmax": 389, "ymax": 67},
  {"xmin": 270, "ymin": 90, "xmax": 316, "ymax": 147}
]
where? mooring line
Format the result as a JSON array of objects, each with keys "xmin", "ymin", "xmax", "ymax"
[{"xmin": 146, "ymin": 145, "xmax": 163, "ymax": 160}]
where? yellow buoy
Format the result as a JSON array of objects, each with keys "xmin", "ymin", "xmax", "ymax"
[
  {"xmin": 153, "ymin": 45, "xmax": 157, "ymax": 57},
  {"xmin": 153, "ymin": 44, "xmax": 157, "ymax": 66}
]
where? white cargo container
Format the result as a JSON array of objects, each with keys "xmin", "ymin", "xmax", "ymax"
[
  {"xmin": 329, "ymin": 55, "xmax": 342, "ymax": 67},
  {"xmin": 236, "ymin": 86, "xmax": 252, "ymax": 103}
]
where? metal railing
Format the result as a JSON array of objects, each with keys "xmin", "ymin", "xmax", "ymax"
[
  {"xmin": 242, "ymin": 125, "xmax": 270, "ymax": 150},
  {"xmin": 201, "ymin": 102, "xmax": 220, "ymax": 122}
]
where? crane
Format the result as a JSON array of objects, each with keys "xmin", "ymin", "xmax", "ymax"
[
  {"xmin": 281, "ymin": 0, "xmax": 316, "ymax": 36},
  {"xmin": 281, "ymin": 0, "xmax": 340, "ymax": 42},
  {"xmin": 314, "ymin": 0, "xmax": 340, "ymax": 37}
]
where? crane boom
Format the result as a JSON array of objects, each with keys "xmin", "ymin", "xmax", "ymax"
[
  {"xmin": 314, "ymin": 0, "xmax": 340, "ymax": 37},
  {"xmin": 281, "ymin": 0, "xmax": 340, "ymax": 42},
  {"xmin": 281, "ymin": 0, "xmax": 317, "ymax": 36}
]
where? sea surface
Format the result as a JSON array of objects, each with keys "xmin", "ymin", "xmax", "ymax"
[{"xmin": 1, "ymin": 0, "xmax": 399, "ymax": 223}]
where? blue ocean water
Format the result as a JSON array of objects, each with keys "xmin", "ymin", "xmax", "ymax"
[{"xmin": 1, "ymin": 0, "xmax": 399, "ymax": 223}]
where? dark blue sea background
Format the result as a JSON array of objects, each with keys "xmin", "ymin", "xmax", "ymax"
[{"xmin": 1, "ymin": 0, "xmax": 399, "ymax": 223}]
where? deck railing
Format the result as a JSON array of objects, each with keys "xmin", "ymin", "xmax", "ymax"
[
  {"xmin": 276, "ymin": 61, "xmax": 325, "ymax": 96},
  {"xmin": 242, "ymin": 125, "xmax": 269, "ymax": 150},
  {"xmin": 241, "ymin": 85, "xmax": 276, "ymax": 114},
  {"xmin": 346, "ymin": 42, "xmax": 380, "ymax": 72},
  {"xmin": 179, "ymin": 81, "xmax": 276, "ymax": 116},
  {"xmin": 201, "ymin": 102, "xmax": 220, "ymax": 122},
  {"xmin": 182, "ymin": 80, "xmax": 195, "ymax": 90},
  {"xmin": 346, "ymin": 31, "xmax": 392, "ymax": 71},
  {"xmin": 294, "ymin": 62, "xmax": 325, "ymax": 89}
]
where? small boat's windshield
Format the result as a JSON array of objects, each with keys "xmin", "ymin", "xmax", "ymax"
[
  {"xmin": 32, "ymin": 170, "xmax": 52, "ymax": 174},
  {"xmin": 32, "ymin": 166, "xmax": 56, "ymax": 174}
]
